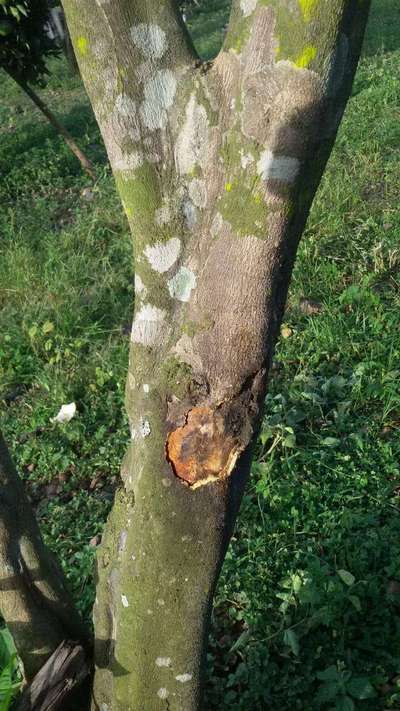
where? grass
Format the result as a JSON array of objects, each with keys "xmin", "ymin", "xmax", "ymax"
[{"xmin": 1, "ymin": 1, "xmax": 400, "ymax": 709}]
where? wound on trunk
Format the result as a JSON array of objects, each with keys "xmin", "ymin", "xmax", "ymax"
[{"xmin": 166, "ymin": 405, "xmax": 243, "ymax": 488}]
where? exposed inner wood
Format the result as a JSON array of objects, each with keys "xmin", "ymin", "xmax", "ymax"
[{"xmin": 166, "ymin": 405, "xmax": 242, "ymax": 487}]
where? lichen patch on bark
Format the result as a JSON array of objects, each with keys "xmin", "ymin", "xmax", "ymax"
[
  {"xmin": 130, "ymin": 23, "xmax": 167, "ymax": 61},
  {"xmin": 166, "ymin": 406, "xmax": 243, "ymax": 488},
  {"xmin": 144, "ymin": 237, "xmax": 181, "ymax": 273}
]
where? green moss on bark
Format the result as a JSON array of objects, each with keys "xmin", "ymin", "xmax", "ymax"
[
  {"xmin": 115, "ymin": 164, "xmax": 163, "ymax": 246},
  {"xmin": 218, "ymin": 180, "xmax": 266, "ymax": 238}
]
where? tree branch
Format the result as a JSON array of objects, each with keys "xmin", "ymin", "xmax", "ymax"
[
  {"xmin": 62, "ymin": 0, "xmax": 198, "ymax": 174},
  {"xmin": 0, "ymin": 433, "xmax": 91, "ymax": 680},
  {"xmin": 223, "ymin": 0, "xmax": 371, "ymax": 113},
  {"xmin": 5, "ymin": 70, "xmax": 95, "ymax": 179}
]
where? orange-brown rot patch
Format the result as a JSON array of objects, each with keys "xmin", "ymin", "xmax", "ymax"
[{"xmin": 166, "ymin": 406, "xmax": 242, "ymax": 488}]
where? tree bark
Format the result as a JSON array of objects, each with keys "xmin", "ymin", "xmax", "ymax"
[
  {"xmin": 0, "ymin": 433, "xmax": 91, "ymax": 680},
  {"xmin": 60, "ymin": 1, "xmax": 371, "ymax": 709},
  {"xmin": 5, "ymin": 70, "xmax": 95, "ymax": 179}
]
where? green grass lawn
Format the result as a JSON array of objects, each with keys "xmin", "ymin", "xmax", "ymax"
[{"xmin": 1, "ymin": 1, "xmax": 400, "ymax": 709}]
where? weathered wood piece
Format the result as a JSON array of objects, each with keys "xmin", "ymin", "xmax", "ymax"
[{"xmin": 16, "ymin": 640, "xmax": 90, "ymax": 711}]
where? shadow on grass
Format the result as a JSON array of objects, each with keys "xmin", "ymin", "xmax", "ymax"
[{"xmin": 0, "ymin": 100, "xmax": 106, "ymax": 180}]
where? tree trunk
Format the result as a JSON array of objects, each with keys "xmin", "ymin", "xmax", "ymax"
[
  {"xmin": 0, "ymin": 433, "xmax": 90, "ymax": 680},
  {"xmin": 6, "ymin": 70, "xmax": 95, "ymax": 179},
  {"xmin": 58, "ymin": 1, "xmax": 370, "ymax": 708}
]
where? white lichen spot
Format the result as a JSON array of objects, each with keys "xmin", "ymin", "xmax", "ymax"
[
  {"xmin": 162, "ymin": 478, "xmax": 172, "ymax": 488},
  {"xmin": 140, "ymin": 419, "xmax": 151, "ymax": 438},
  {"xmin": 134, "ymin": 274, "xmax": 146, "ymax": 297},
  {"xmin": 241, "ymin": 153, "xmax": 254, "ymax": 169},
  {"xmin": 121, "ymin": 594, "xmax": 129, "ymax": 608},
  {"xmin": 157, "ymin": 598, "xmax": 165, "ymax": 606},
  {"xmin": 257, "ymin": 150, "xmax": 300, "ymax": 183},
  {"xmin": 115, "ymin": 93, "xmax": 137, "ymax": 117},
  {"xmin": 143, "ymin": 383, "xmax": 150, "ymax": 393},
  {"xmin": 155, "ymin": 205, "xmax": 171, "ymax": 226},
  {"xmin": 140, "ymin": 70, "xmax": 177, "ymax": 131},
  {"xmin": 157, "ymin": 688, "xmax": 169, "ymax": 699},
  {"xmin": 188, "ymin": 178, "xmax": 207, "ymax": 208},
  {"xmin": 147, "ymin": 608, "xmax": 153, "ymax": 615},
  {"xmin": 168, "ymin": 267, "xmax": 196, "ymax": 302},
  {"xmin": 240, "ymin": 0, "xmax": 257, "ymax": 16},
  {"xmin": 100, "ymin": 704, "xmax": 109, "ymax": 711},
  {"xmin": 175, "ymin": 94, "xmax": 209, "ymax": 175},
  {"xmin": 130, "ymin": 23, "xmax": 167, "ymax": 60},
  {"xmin": 144, "ymin": 237, "xmax": 181, "ymax": 273},
  {"xmin": 175, "ymin": 673, "xmax": 193, "ymax": 683},
  {"xmin": 131, "ymin": 304, "xmax": 167, "ymax": 347},
  {"xmin": 156, "ymin": 657, "xmax": 172, "ymax": 667}
]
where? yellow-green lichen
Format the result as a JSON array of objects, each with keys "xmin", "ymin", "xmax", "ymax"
[
  {"xmin": 76, "ymin": 36, "xmax": 88, "ymax": 56},
  {"xmin": 294, "ymin": 44, "xmax": 318, "ymax": 68},
  {"xmin": 218, "ymin": 178, "xmax": 266, "ymax": 238},
  {"xmin": 260, "ymin": 0, "xmax": 341, "ymax": 74},
  {"xmin": 299, "ymin": 0, "xmax": 319, "ymax": 22}
]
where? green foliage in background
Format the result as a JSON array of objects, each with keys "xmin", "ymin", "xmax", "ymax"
[
  {"xmin": 0, "ymin": 0, "xmax": 400, "ymax": 708},
  {"xmin": 0, "ymin": 624, "xmax": 22, "ymax": 709},
  {"xmin": 0, "ymin": 0, "xmax": 59, "ymax": 85}
]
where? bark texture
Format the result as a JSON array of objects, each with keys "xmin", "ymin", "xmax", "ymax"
[
  {"xmin": 0, "ymin": 434, "xmax": 90, "ymax": 680},
  {"xmin": 61, "ymin": 1, "xmax": 371, "ymax": 709}
]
